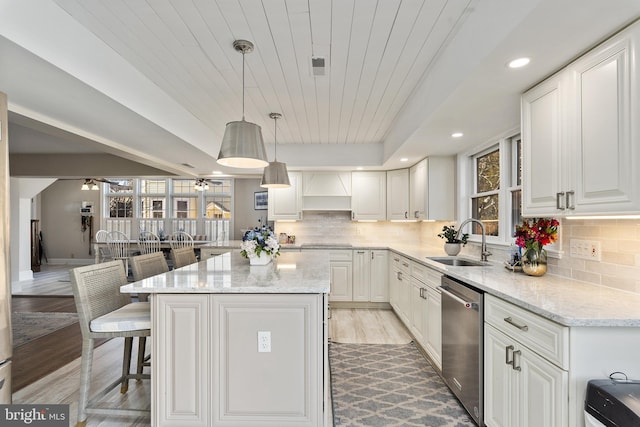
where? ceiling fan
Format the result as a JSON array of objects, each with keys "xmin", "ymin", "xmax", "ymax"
[
  {"xmin": 76, "ymin": 178, "xmax": 132, "ymax": 190},
  {"xmin": 194, "ymin": 178, "xmax": 224, "ymax": 191}
]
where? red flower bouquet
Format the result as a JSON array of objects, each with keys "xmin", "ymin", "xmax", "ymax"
[{"xmin": 514, "ymin": 218, "xmax": 559, "ymax": 276}]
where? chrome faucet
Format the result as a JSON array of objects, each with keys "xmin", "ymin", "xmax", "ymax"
[{"xmin": 456, "ymin": 218, "xmax": 492, "ymax": 262}]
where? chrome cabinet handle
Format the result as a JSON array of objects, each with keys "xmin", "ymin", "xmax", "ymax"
[
  {"xmin": 357, "ymin": 250, "xmax": 365, "ymax": 254},
  {"xmin": 419, "ymin": 288, "xmax": 424, "ymax": 298},
  {"xmin": 414, "ymin": 210, "xmax": 419, "ymax": 218},
  {"xmin": 556, "ymin": 192, "xmax": 566, "ymax": 210},
  {"xmin": 566, "ymin": 190, "xmax": 575, "ymax": 210},
  {"xmin": 402, "ymin": 262, "xmax": 409, "ymax": 268},
  {"xmin": 397, "ymin": 271, "xmax": 403, "ymax": 281},
  {"xmin": 504, "ymin": 316, "xmax": 528, "ymax": 331},
  {"xmin": 352, "ymin": 212, "xmax": 355, "ymax": 220},
  {"xmin": 404, "ymin": 211, "xmax": 408, "ymax": 219},
  {"xmin": 512, "ymin": 350, "xmax": 522, "ymax": 371},
  {"xmin": 394, "ymin": 257, "xmax": 400, "ymax": 262},
  {"xmin": 371, "ymin": 251, "xmax": 374, "ymax": 260},
  {"xmin": 505, "ymin": 345, "xmax": 514, "ymax": 366}
]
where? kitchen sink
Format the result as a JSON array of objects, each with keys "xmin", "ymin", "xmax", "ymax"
[{"xmin": 427, "ymin": 256, "xmax": 487, "ymax": 267}]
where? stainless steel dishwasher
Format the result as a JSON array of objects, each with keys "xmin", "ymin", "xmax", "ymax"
[{"xmin": 440, "ymin": 275, "xmax": 484, "ymax": 426}]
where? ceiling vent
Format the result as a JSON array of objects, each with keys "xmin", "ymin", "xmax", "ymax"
[{"xmin": 311, "ymin": 56, "xmax": 326, "ymax": 76}]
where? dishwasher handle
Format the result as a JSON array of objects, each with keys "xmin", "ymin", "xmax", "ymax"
[{"xmin": 440, "ymin": 285, "xmax": 479, "ymax": 310}]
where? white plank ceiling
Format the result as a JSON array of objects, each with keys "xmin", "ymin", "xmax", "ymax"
[{"xmin": 2, "ymin": 0, "xmax": 640, "ymax": 177}]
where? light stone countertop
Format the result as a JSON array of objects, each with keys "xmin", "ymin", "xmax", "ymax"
[
  {"xmin": 387, "ymin": 242, "xmax": 640, "ymax": 327},
  {"xmin": 132, "ymin": 239, "xmax": 640, "ymax": 326},
  {"xmin": 121, "ymin": 250, "xmax": 330, "ymax": 294}
]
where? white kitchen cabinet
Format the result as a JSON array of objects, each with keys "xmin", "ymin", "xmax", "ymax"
[
  {"xmin": 409, "ymin": 157, "xmax": 455, "ymax": 221},
  {"xmin": 522, "ymin": 23, "xmax": 640, "ymax": 216},
  {"xmin": 344, "ymin": 249, "xmax": 388, "ymax": 302},
  {"xmin": 154, "ymin": 293, "xmax": 326, "ymax": 427},
  {"xmin": 484, "ymin": 294, "xmax": 569, "ymax": 427},
  {"xmin": 485, "ymin": 324, "xmax": 568, "ymax": 427},
  {"xmin": 369, "ymin": 250, "xmax": 389, "ymax": 302},
  {"xmin": 409, "ymin": 261, "xmax": 442, "ymax": 369},
  {"xmin": 154, "ymin": 294, "xmax": 210, "ymax": 427},
  {"xmin": 389, "ymin": 254, "xmax": 411, "ymax": 324},
  {"xmin": 268, "ymin": 171, "xmax": 302, "ymax": 220},
  {"xmin": 386, "ymin": 169, "xmax": 410, "ymax": 220},
  {"xmin": 328, "ymin": 250, "xmax": 353, "ymax": 302},
  {"xmin": 351, "ymin": 171, "xmax": 386, "ymax": 220}
]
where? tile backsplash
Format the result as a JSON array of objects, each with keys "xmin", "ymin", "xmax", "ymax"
[{"xmin": 275, "ymin": 214, "xmax": 640, "ymax": 294}]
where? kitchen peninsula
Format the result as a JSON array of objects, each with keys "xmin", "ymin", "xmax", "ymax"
[{"xmin": 121, "ymin": 251, "xmax": 330, "ymax": 427}]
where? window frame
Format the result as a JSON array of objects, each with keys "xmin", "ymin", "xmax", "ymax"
[{"xmin": 458, "ymin": 133, "xmax": 521, "ymax": 246}]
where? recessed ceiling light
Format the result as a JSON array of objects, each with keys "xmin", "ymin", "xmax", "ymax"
[
  {"xmin": 508, "ymin": 57, "xmax": 530, "ymax": 68},
  {"xmin": 212, "ymin": 171, "xmax": 224, "ymax": 175},
  {"xmin": 356, "ymin": 166, "xmax": 364, "ymax": 170},
  {"xmin": 451, "ymin": 132, "xmax": 464, "ymax": 138},
  {"xmin": 400, "ymin": 158, "xmax": 409, "ymax": 162}
]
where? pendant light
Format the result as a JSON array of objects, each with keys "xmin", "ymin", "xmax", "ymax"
[
  {"xmin": 261, "ymin": 112, "xmax": 291, "ymax": 188},
  {"xmin": 217, "ymin": 40, "xmax": 268, "ymax": 168}
]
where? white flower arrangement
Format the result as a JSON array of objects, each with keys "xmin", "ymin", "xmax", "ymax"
[{"xmin": 240, "ymin": 226, "xmax": 280, "ymax": 259}]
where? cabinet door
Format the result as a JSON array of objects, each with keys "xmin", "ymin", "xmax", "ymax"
[
  {"xmin": 352, "ymin": 250, "xmax": 370, "ymax": 301},
  {"xmin": 268, "ymin": 171, "xmax": 302, "ymax": 220},
  {"xmin": 369, "ymin": 250, "xmax": 389, "ymax": 302},
  {"xmin": 386, "ymin": 169, "xmax": 410, "ymax": 220},
  {"xmin": 423, "ymin": 287, "xmax": 441, "ymax": 369},
  {"xmin": 351, "ymin": 172, "xmax": 386, "ymax": 220},
  {"xmin": 397, "ymin": 270, "xmax": 411, "ymax": 325},
  {"xmin": 516, "ymin": 345, "xmax": 568, "ymax": 427},
  {"xmin": 410, "ymin": 279, "xmax": 425, "ymax": 345},
  {"xmin": 522, "ymin": 76, "xmax": 565, "ymax": 216},
  {"xmin": 389, "ymin": 267, "xmax": 400, "ymax": 310},
  {"xmin": 571, "ymin": 35, "xmax": 639, "ymax": 214},
  {"xmin": 329, "ymin": 260, "xmax": 353, "ymax": 302},
  {"xmin": 154, "ymin": 295, "xmax": 209, "ymax": 427},
  {"xmin": 484, "ymin": 324, "xmax": 515, "ymax": 427},
  {"xmin": 409, "ymin": 159, "xmax": 427, "ymax": 220}
]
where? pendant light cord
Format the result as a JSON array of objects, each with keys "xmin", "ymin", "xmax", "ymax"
[
  {"xmin": 273, "ymin": 116, "xmax": 278, "ymax": 160},
  {"xmin": 241, "ymin": 50, "xmax": 246, "ymax": 121}
]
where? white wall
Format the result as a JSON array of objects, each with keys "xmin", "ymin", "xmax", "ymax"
[
  {"xmin": 39, "ymin": 179, "xmax": 102, "ymax": 263},
  {"xmin": 234, "ymin": 178, "xmax": 269, "ymax": 238}
]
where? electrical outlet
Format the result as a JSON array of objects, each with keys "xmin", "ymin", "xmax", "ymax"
[
  {"xmin": 258, "ymin": 331, "xmax": 271, "ymax": 353},
  {"xmin": 570, "ymin": 239, "xmax": 601, "ymax": 261}
]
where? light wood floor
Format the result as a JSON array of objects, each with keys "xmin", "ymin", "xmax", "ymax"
[
  {"xmin": 329, "ymin": 307, "xmax": 412, "ymax": 344},
  {"xmin": 13, "ymin": 265, "xmax": 413, "ymax": 426}
]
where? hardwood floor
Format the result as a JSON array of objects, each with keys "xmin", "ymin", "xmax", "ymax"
[{"xmin": 329, "ymin": 308, "xmax": 412, "ymax": 344}]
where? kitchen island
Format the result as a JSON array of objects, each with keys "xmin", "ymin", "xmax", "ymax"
[{"xmin": 121, "ymin": 251, "xmax": 330, "ymax": 427}]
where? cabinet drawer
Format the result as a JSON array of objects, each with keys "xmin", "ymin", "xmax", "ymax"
[
  {"xmin": 329, "ymin": 250, "xmax": 353, "ymax": 261},
  {"xmin": 391, "ymin": 253, "xmax": 410, "ymax": 273},
  {"xmin": 485, "ymin": 294, "xmax": 568, "ymax": 369},
  {"xmin": 410, "ymin": 261, "xmax": 441, "ymax": 289}
]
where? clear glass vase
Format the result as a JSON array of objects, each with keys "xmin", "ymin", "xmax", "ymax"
[{"xmin": 522, "ymin": 247, "xmax": 547, "ymax": 276}]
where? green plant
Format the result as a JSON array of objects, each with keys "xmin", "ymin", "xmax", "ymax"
[{"xmin": 438, "ymin": 225, "xmax": 469, "ymax": 246}]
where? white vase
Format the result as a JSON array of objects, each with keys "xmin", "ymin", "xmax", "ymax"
[
  {"xmin": 249, "ymin": 252, "xmax": 272, "ymax": 265},
  {"xmin": 444, "ymin": 243, "xmax": 461, "ymax": 256}
]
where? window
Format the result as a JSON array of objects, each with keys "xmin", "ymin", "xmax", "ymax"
[
  {"xmin": 205, "ymin": 196, "xmax": 231, "ymax": 219},
  {"xmin": 462, "ymin": 134, "xmax": 522, "ymax": 244},
  {"xmin": 106, "ymin": 179, "xmax": 133, "ymax": 218},
  {"xmin": 471, "ymin": 148, "xmax": 500, "ymax": 236},
  {"xmin": 140, "ymin": 197, "xmax": 165, "ymax": 218},
  {"xmin": 174, "ymin": 197, "xmax": 198, "ymax": 218}
]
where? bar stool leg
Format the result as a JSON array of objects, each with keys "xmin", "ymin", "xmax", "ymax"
[
  {"xmin": 136, "ymin": 337, "xmax": 146, "ymax": 380},
  {"xmin": 121, "ymin": 337, "xmax": 133, "ymax": 393},
  {"xmin": 76, "ymin": 339, "xmax": 94, "ymax": 427}
]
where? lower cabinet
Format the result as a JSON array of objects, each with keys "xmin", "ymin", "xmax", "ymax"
[
  {"xmin": 484, "ymin": 324, "xmax": 568, "ymax": 427},
  {"xmin": 328, "ymin": 251, "xmax": 353, "ymax": 302},
  {"xmin": 153, "ymin": 293, "xmax": 326, "ymax": 427},
  {"xmin": 330, "ymin": 249, "xmax": 388, "ymax": 303}
]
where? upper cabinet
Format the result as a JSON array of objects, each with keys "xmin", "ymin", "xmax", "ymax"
[
  {"xmin": 522, "ymin": 23, "xmax": 640, "ymax": 216},
  {"xmin": 409, "ymin": 157, "xmax": 455, "ymax": 221},
  {"xmin": 351, "ymin": 171, "xmax": 386, "ymax": 221},
  {"xmin": 387, "ymin": 169, "xmax": 410, "ymax": 220},
  {"xmin": 268, "ymin": 171, "xmax": 303, "ymax": 221}
]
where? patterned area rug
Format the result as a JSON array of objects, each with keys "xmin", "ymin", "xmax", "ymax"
[
  {"xmin": 12, "ymin": 311, "xmax": 79, "ymax": 347},
  {"xmin": 330, "ymin": 342, "xmax": 475, "ymax": 427}
]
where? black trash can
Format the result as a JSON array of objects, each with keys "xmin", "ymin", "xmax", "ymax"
[{"xmin": 585, "ymin": 378, "xmax": 640, "ymax": 427}]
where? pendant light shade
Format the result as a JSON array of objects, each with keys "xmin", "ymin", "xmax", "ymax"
[
  {"xmin": 261, "ymin": 113, "xmax": 291, "ymax": 188},
  {"xmin": 217, "ymin": 40, "xmax": 268, "ymax": 169}
]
